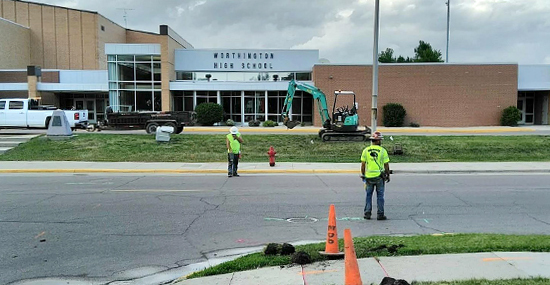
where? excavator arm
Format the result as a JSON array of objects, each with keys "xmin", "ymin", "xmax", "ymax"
[{"xmin": 281, "ymin": 80, "xmax": 331, "ymax": 129}]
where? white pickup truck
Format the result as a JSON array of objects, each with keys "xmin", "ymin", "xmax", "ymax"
[{"xmin": 0, "ymin": 99, "xmax": 88, "ymax": 129}]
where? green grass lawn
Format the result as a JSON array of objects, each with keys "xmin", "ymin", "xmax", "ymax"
[
  {"xmin": 2, "ymin": 134, "xmax": 550, "ymax": 163},
  {"xmin": 187, "ymin": 234, "xmax": 550, "ymax": 279}
]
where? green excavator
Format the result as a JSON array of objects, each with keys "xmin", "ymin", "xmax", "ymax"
[{"xmin": 281, "ymin": 80, "xmax": 371, "ymax": 142}]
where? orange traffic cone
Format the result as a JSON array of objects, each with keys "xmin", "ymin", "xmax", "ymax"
[
  {"xmin": 344, "ymin": 228, "xmax": 362, "ymax": 285},
  {"xmin": 319, "ymin": 204, "xmax": 344, "ymax": 257}
]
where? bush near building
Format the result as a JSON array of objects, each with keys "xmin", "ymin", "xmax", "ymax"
[
  {"xmin": 262, "ymin": 120, "xmax": 277, "ymax": 127},
  {"xmin": 501, "ymin": 106, "xmax": 522, "ymax": 127},
  {"xmin": 195, "ymin": 103, "xmax": 223, "ymax": 126},
  {"xmin": 383, "ymin": 103, "xmax": 407, "ymax": 127}
]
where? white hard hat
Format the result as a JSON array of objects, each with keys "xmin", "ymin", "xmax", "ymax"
[
  {"xmin": 369, "ymin": 131, "xmax": 384, "ymax": 140},
  {"xmin": 230, "ymin": 126, "xmax": 239, "ymax": 134}
]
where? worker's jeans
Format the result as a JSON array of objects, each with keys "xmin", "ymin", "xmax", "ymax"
[
  {"xmin": 227, "ymin": 153, "xmax": 239, "ymax": 175},
  {"xmin": 364, "ymin": 176, "xmax": 385, "ymax": 215}
]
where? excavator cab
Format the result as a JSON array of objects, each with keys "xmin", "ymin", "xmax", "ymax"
[{"xmin": 332, "ymin": 91, "xmax": 359, "ymax": 132}]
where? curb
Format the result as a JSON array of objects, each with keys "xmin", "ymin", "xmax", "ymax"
[{"xmin": 1, "ymin": 169, "xmax": 550, "ymax": 174}]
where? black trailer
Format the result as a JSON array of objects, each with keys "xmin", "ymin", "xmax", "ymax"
[{"xmin": 102, "ymin": 107, "xmax": 194, "ymax": 134}]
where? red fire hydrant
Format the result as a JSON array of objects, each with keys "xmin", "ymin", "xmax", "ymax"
[{"xmin": 267, "ymin": 146, "xmax": 277, "ymax": 167}]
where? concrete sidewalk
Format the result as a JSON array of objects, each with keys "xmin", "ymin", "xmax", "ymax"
[
  {"xmin": 1, "ymin": 161, "xmax": 550, "ymax": 174},
  {"xmin": 175, "ymin": 252, "xmax": 550, "ymax": 285}
]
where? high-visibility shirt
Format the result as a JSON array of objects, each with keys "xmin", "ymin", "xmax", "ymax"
[
  {"xmin": 227, "ymin": 133, "xmax": 241, "ymax": 154},
  {"xmin": 360, "ymin": 145, "xmax": 390, "ymax": 178}
]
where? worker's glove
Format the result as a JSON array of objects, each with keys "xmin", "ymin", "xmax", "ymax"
[{"xmin": 360, "ymin": 175, "xmax": 367, "ymax": 183}]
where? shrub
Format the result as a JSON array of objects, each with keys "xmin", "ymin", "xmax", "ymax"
[
  {"xmin": 500, "ymin": 106, "xmax": 521, "ymax": 126},
  {"xmin": 248, "ymin": 120, "xmax": 261, "ymax": 127},
  {"xmin": 383, "ymin": 103, "xmax": 407, "ymax": 127},
  {"xmin": 262, "ymin": 120, "xmax": 277, "ymax": 127},
  {"xmin": 409, "ymin": 122, "xmax": 420, "ymax": 128},
  {"xmin": 195, "ymin": 103, "xmax": 223, "ymax": 126},
  {"xmin": 226, "ymin": 119, "xmax": 235, "ymax": 126}
]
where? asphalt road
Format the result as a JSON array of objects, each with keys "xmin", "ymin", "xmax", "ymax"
[{"xmin": 2, "ymin": 173, "xmax": 550, "ymax": 284}]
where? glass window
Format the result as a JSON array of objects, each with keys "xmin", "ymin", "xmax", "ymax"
[
  {"xmin": 119, "ymin": 91, "xmax": 135, "ymax": 110},
  {"xmin": 177, "ymin": 72, "xmax": 193, "ymax": 80},
  {"xmin": 119, "ymin": 82, "xmax": 134, "ymax": 90},
  {"xmin": 9, "ymin": 101, "xmax": 23, "ymax": 109},
  {"xmin": 244, "ymin": 97, "xmax": 254, "ymax": 113},
  {"xmin": 153, "ymin": 63, "xmax": 161, "ymax": 81},
  {"xmin": 0, "ymin": 101, "xmax": 5, "ymax": 110},
  {"xmin": 135, "ymin": 62, "xmax": 152, "ymax": 81},
  {"xmin": 135, "ymin": 55, "xmax": 152, "ymax": 61},
  {"xmin": 292, "ymin": 97, "xmax": 302, "ymax": 117},
  {"xmin": 154, "ymin": 92, "xmax": 161, "ymax": 111},
  {"xmin": 303, "ymin": 94, "xmax": 313, "ymax": 115},
  {"xmin": 222, "ymin": 97, "xmax": 231, "ymax": 113},
  {"xmin": 136, "ymin": 91, "xmax": 153, "ymax": 112},
  {"xmin": 268, "ymin": 97, "xmax": 278, "ymax": 114},
  {"xmin": 526, "ymin": 98, "xmax": 534, "ymax": 113},
  {"xmin": 152, "ymin": 55, "xmax": 161, "ymax": 62},
  {"xmin": 280, "ymin": 73, "xmax": 295, "ymax": 81},
  {"xmin": 196, "ymin": 97, "xmax": 207, "ymax": 106},
  {"xmin": 117, "ymin": 62, "xmax": 135, "ymax": 81},
  {"xmin": 296, "ymin": 72, "xmax": 312, "ymax": 80},
  {"xmin": 231, "ymin": 115, "xmax": 241, "ymax": 122},
  {"xmin": 184, "ymin": 97, "xmax": 193, "ymax": 111},
  {"xmin": 232, "ymin": 97, "xmax": 241, "ymax": 113},
  {"xmin": 136, "ymin": 83, "xmax": 153, "ymax": 90},
  {"xmin": 117, "ymin": 55, "xmax": 134, "ymax": 62}
]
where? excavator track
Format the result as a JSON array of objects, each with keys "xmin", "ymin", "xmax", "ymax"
[{"xmin": 320, "ymin": 130, "xmax": 370, "ymax": 142}]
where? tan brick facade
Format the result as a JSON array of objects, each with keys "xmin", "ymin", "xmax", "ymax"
[
  {"xmin": 0, "ymin": 17, "xmax": 30, "ymax": 68},
  {"xmin": 0, "ymin": 0, "xmax": 134, "ymax": 70},
  {"xmin": 313, "ymin": 64, "xmax": 518, "ymax": 127}
]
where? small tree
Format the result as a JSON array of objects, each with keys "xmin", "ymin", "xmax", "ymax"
[
  {"xmin": 500, "ymin": 106, "xmax": 521, "ymax": 126},
  {"xmin": 383, "ymin": 103, "xmax": 407, "ymax": 127},
  {"xmin": 195, "ymin": 103, "xmax": 223, "ymax": 126}
]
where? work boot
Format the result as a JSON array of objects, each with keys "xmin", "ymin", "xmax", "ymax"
[
  {"xmin": 363, "ymin": 212, "xmax": 371, "ymax": 220},
  {"xmin": 377, "ymin": 215, "xmax": 387, "ymax": 220},
  {"xmin": 228, "ymin": 174, "xmax": 233, "ymax": 177},
  {"xmin": 233, "ymin": 173, "xmax": 240, "ymax": 177}
]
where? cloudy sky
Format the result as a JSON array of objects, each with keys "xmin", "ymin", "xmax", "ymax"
[{"xmin": 32, "ymin": 0, "xmax": 550, "ymax": 64}]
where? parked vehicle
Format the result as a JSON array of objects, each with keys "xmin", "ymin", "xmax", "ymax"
[
  {"xmin": 0, "ymin": 99, "xmax": 88, "ymax": 129},
  {"xmin": 100, "ymin": 106, "xmax": 194, "ymax": 134}
]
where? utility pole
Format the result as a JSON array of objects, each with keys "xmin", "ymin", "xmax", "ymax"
[
  {"xmin": 117, "ymin": 8, "xmax": 134, "ymax": 28},
  {"xmin": 446, "ymin": 0, "xmax": 451, "ymax": 63},
  {"xmin": 371, "ymin": 0, "xmax": 380, "ymax": 132}
]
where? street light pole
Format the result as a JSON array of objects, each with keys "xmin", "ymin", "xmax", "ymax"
[
  {"xmin": 371, "ymin": 0, "xmax": 380, "ymax": 133},
  {"xmin": 446, "ymin": 0, "xmax": 451, "ymax": 63}
]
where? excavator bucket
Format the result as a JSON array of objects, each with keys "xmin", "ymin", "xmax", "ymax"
[{"xmin": 284, "ymin": 120, "xmax": 301, "ymax": 129}]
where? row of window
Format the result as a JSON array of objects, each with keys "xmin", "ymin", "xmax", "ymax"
[{"xmin": 172, "ymin": 90, "xmax": 313, "ymax": 123}]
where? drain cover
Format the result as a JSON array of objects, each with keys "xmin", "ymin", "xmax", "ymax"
[{"xmin": 286, "ymin": 217, "xmax": 318, "ymax": 224}]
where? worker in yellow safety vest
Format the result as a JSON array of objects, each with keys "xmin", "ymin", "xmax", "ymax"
[
  {"xmin": 226, "ymin": 126, "xmax": 244, "ymax": 177},
  {"xmin": 360, "ymin": 131, "xmax": 390, "ymax": 220}
]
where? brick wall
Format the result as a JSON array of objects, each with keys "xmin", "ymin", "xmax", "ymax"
[{"xmin": 312, "ymin": 64, "xmax": 518, "ymax": 127}]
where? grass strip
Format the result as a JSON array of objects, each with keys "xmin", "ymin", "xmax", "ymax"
[
  {"xmin": 187, "ymin": 234, "xmax": 550, "ymax": 279},
  {"xmin": 1, "ymin": 134, "xmax": 550, "ymax": 163}
]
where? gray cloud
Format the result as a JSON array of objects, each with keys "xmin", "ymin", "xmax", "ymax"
[{"xmin": 28, "ymin": 0, "xmax": 550, "ymax": 64}]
